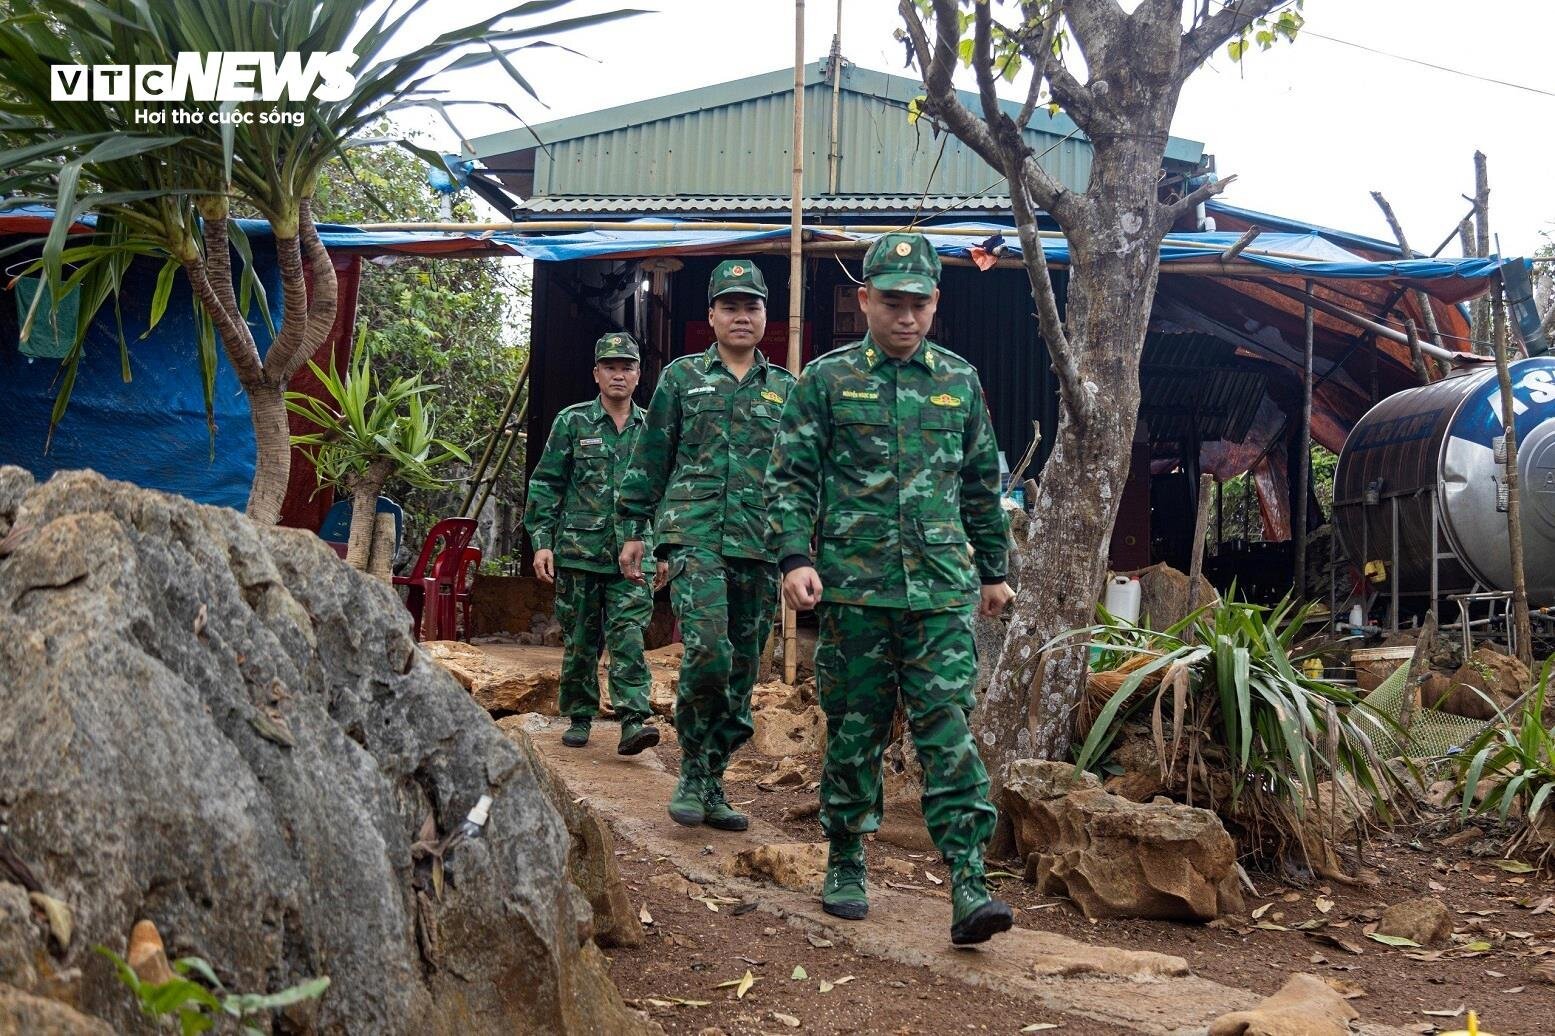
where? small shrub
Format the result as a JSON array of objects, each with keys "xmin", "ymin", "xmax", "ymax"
[
  {"xmin": 1063, "ymin": 593, "xmax": 1406, "ymax": 865},
  {"xmin": 99, "ymin": 947, "xmax": 329, "ymax": 1035},
  {"xmin": 1457, "ymin": 659, "xmax": 1555, "ymax": 868}
]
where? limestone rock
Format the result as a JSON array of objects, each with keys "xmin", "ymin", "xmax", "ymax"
[
  {"xmin": 1004, "ymin": 760, "xmax": 1243, "ymax": 921},
  {"xmin": 756, "ymin": 757, "xmax": 808, "ymax": 791},
  {"xmin": 647, "ymin": 873, "xmax": 703, "ymax": 900},
  {"xmin": 644, "ymin": 644, "xmax": 682, "ymax": 718},
  {"xmin": 497, "ymin": 717, "xmax": 645, "ymax": 949},
  {"xmin": 0, "ymin": 884, "xmax": 37, "ymax": 992},
  {"xmin": 1438, "ymin": 647, "xmax": 1532, "ymax": 721},
  {"xmin": 0, "ymin": 984, "xmax": 114, "ymax": 1036},
  {"xmin": 1377, "ymin": 896, "xmax": 1453, "ymax": 947},
  {"xmin": 0, "ymin": 469, "xmax": 651, "ymax": 1035},
  {"xmin": 1115, "ymin": 561, "xmax": 1219, "ymax": 629},
  {"xmin": 720, "ymin": 756, "xmax": 769, "ymax": 784},
  {"xmin": 723, "ymin": 844, "xmax": 828, "ymax": 895},
  {"xmin": 1208, "ymin": 973, "xmax": 1358, "ymax": 1036},
  {"xmin": 749, "ymin": 681, "xmax": 823, "ymax": 757},
  {"xmin": 424, "ymin": 640, "xmax": 561, "ymax": 716}
]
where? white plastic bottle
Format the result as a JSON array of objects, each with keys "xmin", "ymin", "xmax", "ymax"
[{"xmin": 1104, "ymin": 576, "xmax": 1142, "ymax": 625}]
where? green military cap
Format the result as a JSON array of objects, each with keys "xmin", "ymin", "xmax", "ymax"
[
  {"xmin": 862, "ymin": 232, "xmax": 941, "ymax": 295},
  {"xmin": 594, "ymin": 331, "xmax": 640, "ymax": 363},
  {"xmin": 707, "ymin": 259, "xmax": 769, "ymax": 303}
]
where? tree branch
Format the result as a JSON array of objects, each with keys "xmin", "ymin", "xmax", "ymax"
[
  {"xmin": 1176, "ymin": 0, "xmax": 1286, "ymax": 84},
  {"xmin": 1007, "ymin": 170, "xmax": 1089, "ymax": 428},
  {"xmin": 1372, "ymin": 189, "xmax": 1448, "ymax": 355},
  {"xmin": 972, "ymin": 2, "xmax": 1003, "ymax": 129},
  {"xmin": 898, "ymin": 0, "xmax": 1064, "ymax": 214},
  {"xmin": 1158, "ymin": 172, "xmax": 1237, "ymax": 233},
  {"xmin": 1015, "ymin": 0, "xmax": 1066, "ymax": 130}
]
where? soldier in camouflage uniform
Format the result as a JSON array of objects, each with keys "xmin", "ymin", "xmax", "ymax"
[
  {"xmin": 525, "ymin": 332, "xmax": 660, "ymax": 755},
  {"xmin": 619, "ymin": 260, "xmax": 796, "ymax": 831},
  {"xmin": 765, "ymin": 233, "xmax": 1017, "ymax": 945}
]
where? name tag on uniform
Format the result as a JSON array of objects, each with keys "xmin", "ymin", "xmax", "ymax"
[
  {"xmin": 578, "ymin": 436, "xmax": 604, "ymax": 446},
  {"xmin": 929, "ymin": 393, "xmax": 962, "ymax": 407},
  {"xmin": 760, "ymin": 390, "xmax": 784, "ymax": 404},
  {"xmin": 687, "ymin": 385, "xmax": 716, "ymax": 396},
  {"xmin": 841, "ymin": 389, "xmax": 878, "ymax": 400}
]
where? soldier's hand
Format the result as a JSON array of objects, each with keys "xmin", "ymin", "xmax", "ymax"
[
  {"xmin": 652, "ymin": 561, "xmax": 669, "ymax": 591},
  {"xmin": 619, "ymin": 539, "xmax": 646, "ymax": 584},
  {"xmin": 782, "ymin": 566, "xmax": 824, "ymax": 611},
  {"xmin": 533, "ymin": 548, "xmax": 556, "ymax": 584},
  {"xmin": 978, "ymin": 581, "xmax": 1015, "ymax": 618}
]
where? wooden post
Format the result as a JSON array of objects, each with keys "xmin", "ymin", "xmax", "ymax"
[
  {"xmin": 1492, "ymin": 279, "xmax": 1534, "ymax": 667},
  {"xmin": 1185, "ymin": 472, "xmax": 1215, "ymax": 642},
  {"xmin": 1294, "ymin": 286, "xmax": 1314, "ymax": 596},
  {"xmin": 1472, "ymin": 152, "xmax": 1492, "ymax": 354},
  {"xmin": 1399, "ymin": 610, "xmax": 1437, "ymax": 746},
  {"xmin": 782, "ymin": 0, "xmax": 806, "ymax": 685}
]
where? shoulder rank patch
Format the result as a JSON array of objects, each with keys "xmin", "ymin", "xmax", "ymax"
[
  {"xmin": 760, "ymin": 389, "xmax": 784, "ymax": 404},
  {"xmin": 929, "ymin": 393, "xmax": 962, "ymax": 407},
  {"xmin": 578, "ymin": 436, "xmax": 604, "ymax": 446},
  {"xmin": 841, "ymin": 388, "xmax": 879, "ymax": 401},
  {"xmin": 686, "ymin": 385, "xmax": 716, "ymax": 396}
]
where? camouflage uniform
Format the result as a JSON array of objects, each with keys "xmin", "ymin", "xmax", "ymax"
[
  {"xmin": 525, "ymin": 336, "xmax": 654, "ymax": 727},
  {"xmin": 765, "ymin": 239, "xmax": 1008, "ymax": 869},
  {"xmin": 618, "ymin": 261, "xmax": 796, "ymax": 807}
]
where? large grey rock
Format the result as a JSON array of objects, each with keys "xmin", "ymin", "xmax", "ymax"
[
  {"xmin": 1004, "ymin": 760, "xmax": 1244, "ymax": 922},
  {"xmin": 0, "ymin": 469, "xmax": 652, "ymax": 1035}
]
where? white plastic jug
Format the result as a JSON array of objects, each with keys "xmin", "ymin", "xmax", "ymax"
[{"xmin": 1104, "ymin": 575, "xmax": 1142, "ymax": 625}]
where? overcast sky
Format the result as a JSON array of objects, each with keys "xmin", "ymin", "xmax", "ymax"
[{"xmin": 406, "ymin": 0, "xmax": 1553, "ymax": 255}]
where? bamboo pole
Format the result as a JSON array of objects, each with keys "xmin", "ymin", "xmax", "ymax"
[
  {"xmin": 825, "ymin": 0, "xmax": 844, "ymax": 194},
  {"xmin": 1492, "ymin": 279, "xmax": 1534, "ymax": 666},
  {"xmin": 1294, "ymin": 286, "xmax": 1313, "ymax": 595},
  {"xmin": 783, "ymin": 0, "xmax": 806, "ymax": 686},
  {"xmin": 460, "ymin": 354, "xmax": 530, "ymax": 516},
  {"xmin": 1185, "ymin": 472, "xmax": 1216, "ymax": 644}
]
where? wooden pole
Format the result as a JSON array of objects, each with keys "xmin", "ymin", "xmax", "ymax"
[
  {"xmin": 1295, "ymin": 285, "xmax": 1313, "ymax": 596},
  {"xmin": 783, "ymin": 0, "xmax": 806, "ymax": 685},
  {"xmin": 1472, "ymin": 152, "xmax": 1492, "ymax": 354},
  {"xmin": 825, "ymin": 0, "xmax": 844, "ymax": 194},
  {"xmin": 1492, "ymin": 278, "xmax": 1534, "ymax": 666},
  {"xmin": 1185, "ymin": 472, "xmax": 1216, "ymax": 643}
]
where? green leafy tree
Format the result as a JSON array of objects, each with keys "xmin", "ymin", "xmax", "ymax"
[
  {"xmin": 287, "ymin": 338, "xmax": 469, "ymax": 572},
  {"xmin": 0, "ymin": 0, "xmax": 636, "ymax": 524},
  {"xmin": 311, "ymin": 138, "xmax": 530, "ymax": 563}
]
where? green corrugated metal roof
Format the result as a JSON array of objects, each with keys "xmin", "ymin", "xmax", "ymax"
[{"xmin": 466, "ymin": 60, "xmax": 1205, "ymax": 203}]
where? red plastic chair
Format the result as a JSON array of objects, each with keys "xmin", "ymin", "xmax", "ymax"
[
  {"xmin": 392, "ymin": 518, "xmax": 478, "ymax": 641},
  {"xmin": 455, "ymin": 547, "xmax": 482, "ymax": 641}
]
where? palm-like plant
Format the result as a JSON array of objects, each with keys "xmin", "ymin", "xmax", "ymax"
[
  {"xmin": 1064, "ymin": 594, "xmax": 1405, "ymax": 865},
  {"xmin": 0, "ymin": 0, "xmax": 639, "ymax": 523},
  {"xmin": 1457, "ymin": 661, "xmax": 1555, "ymax": 868},
  {"xmin": 287, "ymin": 338, "xmax": 467, "ymax": 571}
]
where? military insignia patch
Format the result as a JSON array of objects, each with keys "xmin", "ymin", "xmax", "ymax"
[
  {"xmin": 730, "ymin": 264, "xmax": 746, "ymax": 276},
  {"xmin": 579, "ymin": 436, "xmax": 604, "ymax": 446},
  {"xmin": 609, "ymin": 336, "xmax": 621, "ymax": 345},
  {"xmin": 841, "ymin": 389, "xmax": 879, "ymax": 400},
  {"xmin": 929, "ymin": 393, "xmax": 962, "ymax": 407},
  {"xmin": 687, "ymin": 385, "xmax": 716, "ymax": 396},
  {"xmin": 760, "ymin": 390, "xmax": 784, "ymax": 404},
  {"xmin": 894, "ymin": 241, "xmax": 912, "ymax": 257}
]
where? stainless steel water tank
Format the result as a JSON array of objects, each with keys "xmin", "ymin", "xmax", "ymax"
[{"xmin": 1333, "ymin": 356, "xmax": 1555, "ymax": 606}]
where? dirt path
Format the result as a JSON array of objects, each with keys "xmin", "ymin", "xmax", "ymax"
[{"xmin": 527, "ymin": 717, "xmax": 1415, "ymax": 1036}]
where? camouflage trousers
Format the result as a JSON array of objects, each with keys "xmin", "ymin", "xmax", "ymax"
[
  {"xmin": 815, "ymin": 602, "xmax": 996, "ymax": 864},
  {"xmin": 553, "ymin": 566, "xmax": 654, "ymax": 724},
  {"xmin": 666, "ymin": 546, "xmax": 778, "ymax": 778}
]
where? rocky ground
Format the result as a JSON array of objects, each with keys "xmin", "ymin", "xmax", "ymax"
[{"xmin": 440, "ymin": 635, "xmax": 1555, "ymax": 1035}]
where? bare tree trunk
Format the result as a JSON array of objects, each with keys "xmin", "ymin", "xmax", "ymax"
[
  {"xmin": 244, "ymin": 382, "xmax": 292, "ymax": 527},
  {"xmin": 345, "ymin": 459, "xmax": 395, "ymax": 571}
]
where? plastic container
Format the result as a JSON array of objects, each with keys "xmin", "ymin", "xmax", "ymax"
[{"xmin": 1104, "ymin": 576, "xmax": 1142, "ymax": 625}]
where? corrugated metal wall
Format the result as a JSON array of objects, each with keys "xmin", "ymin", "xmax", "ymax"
[{"xmin": 531, "ymin": 79, "xmax": 1090, "ymax": 200}]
